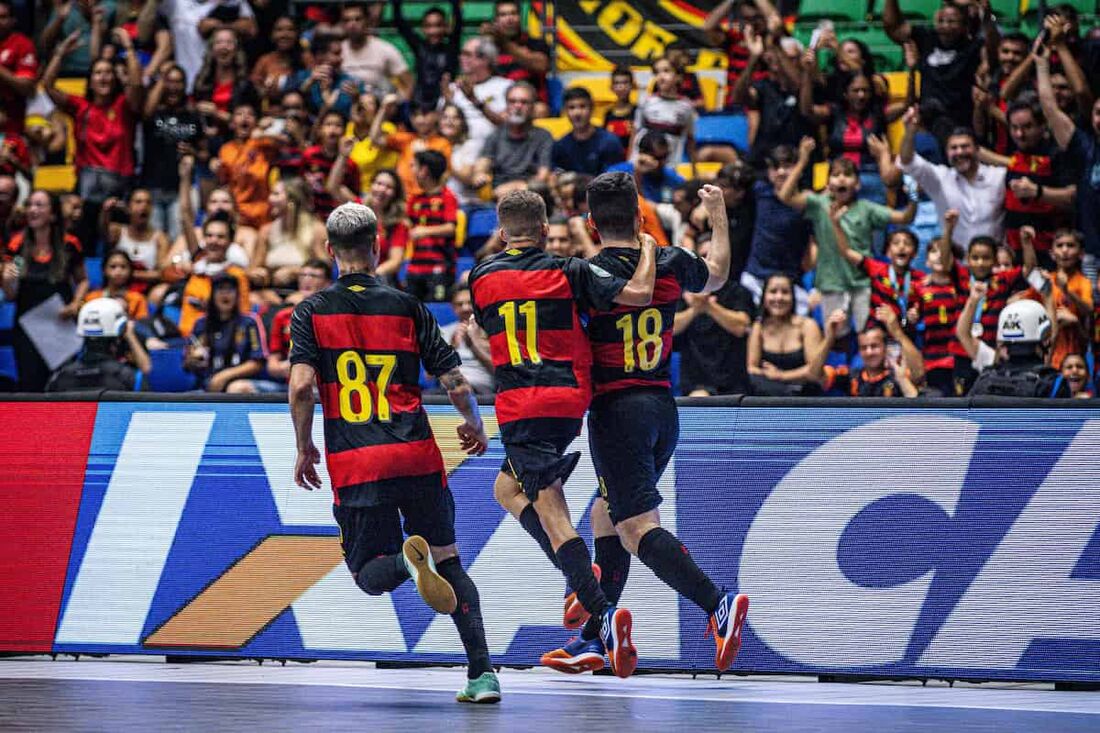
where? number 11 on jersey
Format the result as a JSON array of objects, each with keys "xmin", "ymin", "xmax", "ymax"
[{"xmin": 499, "ymin": 300, "xmax": 542, "ymax": 366}]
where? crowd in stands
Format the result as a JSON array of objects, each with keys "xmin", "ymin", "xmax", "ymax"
[{"xmin": 0, "ymin": 0, "xmax": 1097, "ymax": 398}]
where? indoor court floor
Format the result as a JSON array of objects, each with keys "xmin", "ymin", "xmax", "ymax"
[{"xmin": 1, "ymin": 657, "xmax": 1098, "ymax": 732}]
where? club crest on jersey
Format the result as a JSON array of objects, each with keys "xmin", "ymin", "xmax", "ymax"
[{"xmin": 588, "ymin": 263, "xmax": 612, "ymax": 279}]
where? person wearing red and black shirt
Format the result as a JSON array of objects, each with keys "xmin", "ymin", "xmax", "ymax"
[
  {"xmin": 405, "ymin": 150, "xmax": 458, "ymax": 302},
  {"xmin": 304, "ymin": 111, "xmax": 361, "ymax": 219},
  {"xmin": 1, "ymin": 191, "xmax": 89, "ymax": 392},
  {"xmin": 482, "ymin": 0, "xmax": 550, "ymax": 107},
  {"xmin": 812, "ymin": 307, "xmax": 925, "ymax": 398},
  {"xmin": 0, "ymin": 0, "xmax": 35, "ymax": 138},
  {"xmin": 288, "ymin": 202, "xmax": 501, "ymax": 701},
  {"xmin": 949, "ymin": 225, "xmax": 1037, "ymax": 350},
  {"xmin": 469, "ymin": 186, "xmax": 656, "ymax": 678},
  {"xmin": 835, "ymin": 227, "xmax": 924, "ymax": 331},
  {"xmin": 603, "ymin": 66, "xmax": 637, "ymax": 152},
  {"xmin": 560, "ymin": 177, "xmax": 749, "ymax": 678},
  {"xmin": 915, "ymin": 228, "xmax": 973, "ymax": 396},
  {"xmin": 704, "ymin": 0, "xmax": 774, "ymax": 111},
  {"xmin": 980, "ymin": 100, "xmax": 1076, "ymax": 263}
]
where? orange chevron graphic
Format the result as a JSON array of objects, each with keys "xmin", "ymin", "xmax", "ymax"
[{"xmin": 142, "ymin": 415, "xmax": 500, "ymax": 650}]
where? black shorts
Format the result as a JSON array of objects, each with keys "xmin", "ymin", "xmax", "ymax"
[
  {"xmin": 588, "ymin": 388, "xmax": 676, "ymax": 525},
  {"xmin": 405, "ymin": 272, "xmax": 453, "ymax": 302},
  {"xmin": 333, "ymin": 486, "xmax": 456, "ymax": 575},
  {"xmin": 501, "ymin": 420, "xmax": 582, "ymax": 502}
]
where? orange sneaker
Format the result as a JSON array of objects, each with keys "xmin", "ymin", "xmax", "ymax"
[
  {"xmin": 707, "ymin": 593, "xmax": 749, "ymax": 672},
  {"xmin": 540, "ymin": 636, "xmax": 606, "ymax": 674},
  {"xmin": 562, "ymin": 563, "xmax": 602, "ymax": 629}
]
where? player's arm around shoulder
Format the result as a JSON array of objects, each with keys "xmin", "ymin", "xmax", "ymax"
[{"xmin": 613, "ymin": 234, "xmax": 658, "ymax": 306}]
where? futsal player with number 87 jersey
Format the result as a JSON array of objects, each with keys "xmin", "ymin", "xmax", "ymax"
[
  {"xmin": 468, "ymin": 188, "xmax": 657, "ymax": 678},
  {"xmin": 288, "ymin": 203, "xmax": 501, "ymax": 704},
  {"xmin": 542, "ymin": 177, "xmax": 750, "ymax": 675}
]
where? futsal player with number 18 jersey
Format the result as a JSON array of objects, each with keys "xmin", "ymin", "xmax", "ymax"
[
  {"xmin": 468, "ymin": 189, "xmax": 657, "ymax": 678},
  {"xmin": 288, "ymin": 203, "xmax": 500, "ymax": 704},
  {"xmin": 542, "ymin": 176, "xmax": 749, "ymax": 675}
]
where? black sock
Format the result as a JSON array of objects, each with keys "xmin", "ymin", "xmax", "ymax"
[
  {"xmin": 436, "ymin": 557, "xmax": 493, "ymax": 679},
  {"xmin": 519, "ymin": 504, "xmax": 560, "ymax": 569},
  {"xmin": 355, "ymin": 554, "xmax": 409, "ymax": 596},
  {"xmin": 556, "ymin": 536, "xmax": 609, "ymax": 620},
  {"xmin": 637, "ymin": 527, "xmax": 722, "ymax": 614},
  {"xmin": 581, "ymin": 535, "xmax": 632, "ymax": 640}
]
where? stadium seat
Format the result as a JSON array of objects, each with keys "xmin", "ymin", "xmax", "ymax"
[
  {"xmin": 669, "ymin": 350, "xmax": 681, "ymax": 396},
  {"xmin": 0, "ymin": 301, "xmax": 14, "ymax": 331},
  {"xmin": 533, "ymin": 116, "xmax": 572, "ymax": 140},
  {"xmin": 799, "ymin": 0, "xmax": 869, "ymax": 23},
  {"xmin": 456, "ymin": 256, "xmax": 475, "ymax": 281},
  {"xmin": 699, "ymin": 76, "xmax": 721, "ymax": 111},
  {"xmin": 1021, "ymin": 0, "xmax": 1094, "ymax": 16},
  {"xmin": 426, "ymin": 301, "xmax": 457, "ymax": 327},
  {"xmin": 989, "ymin": 0, "xmax": 1022, "ymax": 21},
  {"xmin": 694, "ymin": 114, "xmax": 749, "ymax": 152},
  {"xmin": 467, "ymin": 207, "xmax": 498, "ymax": 240},
  {"xmin": 456, "ymin": 208, "xmax": 467, "ymax": 248},
  {"xmin": 147, "ymin": 348, "xmax": 196, "ymax": 392},
  {"xmin": 85, "ymin": 257, "xmax": 103, "ymax": 290},
  {"xmin": 547, "ymin": 76, "xmax": 564, "ymax": 116},
  {"xmin": 0, "ymin": 346, "xmax": 16, "ymax": 382},
  {"xmin": 676, "ymin": 162, "xmax": 723, "ymax": 180},
  {"xmin": 836, "ymin": 27, "xmax": 904, "ymax": 71},
  {"xmin": 33, "ymin": 165, "xmax": 76, "ymax": 193}
]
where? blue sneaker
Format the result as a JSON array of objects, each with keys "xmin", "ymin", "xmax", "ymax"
[
  {"xmin": 707, "ymin": 592, "xmax": 749, "ymax": 672},
  {"xmin": 598, "ymin": 606, "xmax": 636, "ymax": 678},
  {"xmin": 540, "ymin": 636, "xmax": 606, "ymax": 674}
]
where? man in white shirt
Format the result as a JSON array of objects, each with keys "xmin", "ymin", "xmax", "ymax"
[
  {"xmin": 897, "ymin": 105, "xmax": 1005, "ymax": 250},
  {"xmin": 146, "ymin": 0, "xmax": 256, "ymax": 92},
  {"xmin": 340, "ymin": 2, "xmax": 412, "ymax": 97},
  {"xmin": 444, "ymin": 37, "xmax": 510, "ymax": 148}
]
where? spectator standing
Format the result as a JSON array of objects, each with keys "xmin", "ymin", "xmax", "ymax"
[
  {"xmin": 370, "ymin": 94, "xmax": 451, "ymax": 197},
  {"xmin": 703, "ymin": 0, "xmax": 777, "ymax": 110},
  {"xmin": 1045, "ymin": 229, "xmax": 1092, "ymax": 371},
  {"xmin": 344, "ymin": 91, "xmax": 398, "ymax": 192},
  {"xmin": 833, "ymin": 227, "xmax": 923, "ymax": 330},
  {"xmin": 364, "ymin": 169, "xmax": 409, "ymax": 287},
  {"xmin": 443, "ymin": 37, "xmax": 509, "ymax": 149},
  {"xmin": 45, "ymin": 29, "xmax": 143, "ymax": 257},
  {"xmin": 143, "ymin": 0, "xmax": 256, "ymax": 93},
  {"xmin": 747, "ymin": 272, "xmax": 823, "ymax": 396},
  {"xmin": 100, "ymin": 189, "xmax": 169, "ymax": 292},
  {"xmin": 602, "ymin": 66, "xmax": 636, "ymax": 151},
  {"xmin": 1, "ymin": 191, "xmax": 89, "ymax": 392},
  {"xmin": 551, "ymin": 87, "xmax": 624, "ymax": 176},
  {"xmin": 440, "ymin": 103, "xmax": 485, "ymax": 207},
  {"xmin": 0, "ymin": 0, "xmax": 36, "ymax": 138},
  {"xmin": 141, "ymin": 63, "xmax": 201, "ymax": 241},
  {"xmin": 1035, "ymin": 42, "xmax": 1100, "ymax": 278},
  {"xmin": 214, "ymin": 99, "xmax": 279, "ymax": 233},
  {"xmin": 250, "ymin": 16, "xmax": 310, "ymax": 105},
  {"xmin": 185, "ymin": 272, "xmax": 263, "ymax": 393},
  {"xmin": 405, "ymin": 150, "xmax": 457, "ymax": 302},
  {"xmin": 291, "ymin": 33, "xmax": 365, "ymax": 118},
  {"xmin": 254, "ymin": 178, "xmax": 328, "ymax": 291},
  {"xmin": 481, "ymin": 0, "xmax": 550, "ymax": 110},
  {"xmin": 118, "ymin": 0, "xmax": 172, "ymax": 82},
  {"xmin": 915, "ymin": 230, "xmax": 969, "ymax": 396},
  {"xmin": 439, "ymin": 284, "xmax": 494, "ymax": 395},
  {"xmin": 741, "ymin": 145, "xmax": 812, "ymax": 312},
  {"xmin": 339, "ymin": 2, "xmax": 412, "ymax": 98},
  {"xmin": 472, "ymin": 81, "xmax": 552, "ymax": 199},
  {"xmin": 633, "ymin": 56, "xmax": 696, "ymax": 169},
  {"xmin": 193, "ymin": 27, "xmax": 252, "ymax": 136},
  {"xmin": 898, "ymin": 106, "xmax": 1006, "ymax": 250},
  {"xmin": 303, "ymin": 110, "xmax": 360, "ymax": 219},
  {"xmin": 393, "ymin": 0, "xmax": 461, "ymax": 108},
  {"xmin": 41, "ymin": 0, "xmax": 116, "ymax": 78}
]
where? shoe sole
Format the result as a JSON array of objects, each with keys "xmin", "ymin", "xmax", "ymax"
[
  {"xmin": 606, "ymin": 608, "xmax": 637, "ymax": 679},
  {"xmin": 403, "ymin": 536, "xmax": 457, "ymax": 615},
  {"xmin": 714, "ymin": 594, "xmax": 750, "ymax": 672},
  {"xmin": 540, "ymin": 650, "xmax": 606, "ymax": 674},
  {"xmin": 457, "ymin": 691, "xmax": 502, "ymax": 704}
]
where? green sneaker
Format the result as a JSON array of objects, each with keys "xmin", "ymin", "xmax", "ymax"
[
  {"xmin": 456, "ymin": 672, "xmax": 501, "ymax": 704},
  {"xmin": 402, "ymin": 535, "xmax": 457, "ymax": 614}
]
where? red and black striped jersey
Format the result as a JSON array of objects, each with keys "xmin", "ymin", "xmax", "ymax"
[
  {"xmin": 822, "ymin": 365, "xmax": 905, "ymax": 397},
  {"xmin": 406, "ymin": 188, "xmax": 458, "ymax": 278},
  {"xmin": 587, "ymin": 246, "xmax": 709, "ymax": 396},
  {"xmin": 916, "ymin": 277, "xmax": 966, "ymax": 371},
  {"xmin": 1003, "ymin": 146, "xmax": 1067, "ymax": 253},
  {"xmin": 468, "ymin": 246, "xmax": 627, "ymax": 442},
  {"xmin": 861, "ymin": 258, "xmax": 923, "ymax": 328},
  {"xmin": 289, "ymin": 273, "xmax": 460, "ymax": 506},
  {"xmin": 952, "ymin": 263, "xmax": 1026, "ymax": 347}
]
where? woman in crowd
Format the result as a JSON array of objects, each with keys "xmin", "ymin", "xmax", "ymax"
[
  {"xmin": 253, "ymin": 178, "xmax": 327, "ymax": 291},
  {"xmin": 84, "ymin": 248, "xmax": 149, "ymax": 321},
  {"xmin": 142, "ymin": 63, "xmax": 201, "ymax": 241},
  {"xmin": 44, "ymin": 28, "xmax": 144, "ymax": 255},
  {"xmin": 1, "ymin": 191, "xmax": 88, "ymax": 392},
  {"xmin": 100, "ymin": 189, "xmax": 170, "ymax": 293},
  {"xmin": 193, "ymin": 28, "xmax": 252, "ymax": 131},
  {"xmin": 250, "ymin": 16, "xmax": 310, "ymax": 105},
  {"xmin": 185, "ymin": 273, "xmax": 263, "ymax": 393},
  {"xmin": 440, "ymin": 103, "xmax": 486, "ymax": 207},
  {"xmin": 747, "ymin": 272, "xmax": 823, "ymax": 396},
  {"xmin": 368, "ymin": 169, "xmax": 410, "ymax": 287},
  {"xmin": 345, "ymin": 91, "xmax": 399, "ymax": 193}
]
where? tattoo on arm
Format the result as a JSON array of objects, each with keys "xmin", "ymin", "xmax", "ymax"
[{"xmin": 439, "ymin": 367, "xmax": 469, "ymax": 392}]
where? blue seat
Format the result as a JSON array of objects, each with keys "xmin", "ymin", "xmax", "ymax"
[
  {"xmin": 0, "ymin": 301, "xmax": 14, "ymax": 331},
  {"xmin": 426, "ymin": 301, "xmax": 457, "ymax": 327},
  {"xmin": 669, "ymin": 350, "xmax": 681, "ymax": 396},
  {"xmin": 695, "ymin": 114, "xmax": 749, "ymax": 152},
  {"xmin": 146, "ymin": 347, "xmax": 196, "ymax": 392},
  {"xmin": 467, "ymin": 208, "xmax": 498, "ymax": 240},
  {"xmin": 0, "ymin": 345, "xmax": 16, "ymax": 381},
  {"xmin": 85, "ymin": 257, "xmax": 103, "ymax": 290},
  {"xmin": 456, "ymin": 256, "xmax": 475, "ymax": 281},
  {"xmin": 547, "ymin": 77, "xmax": 564, "ymax": 116}
]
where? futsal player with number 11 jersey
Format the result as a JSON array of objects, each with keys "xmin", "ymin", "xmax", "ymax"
[
  {"xmin": 288, "ymin": 204, "xmax": 501, "ymax": 704},
  {"xmin": 542, "ymin": 176, "xmax": 750, "ymax": 675},
  {"xmin": 468, "ymin": 189, "xmax": 657, "ymax": 678}
]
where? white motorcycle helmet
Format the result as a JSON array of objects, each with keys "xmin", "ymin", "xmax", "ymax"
[
  {"xmin": 77, "ymin": 297, "xmax": 128, "ymax": 338},
  {"xmin": 996, "ymin": 299, "xmax": 1051, "ymax": 344}
]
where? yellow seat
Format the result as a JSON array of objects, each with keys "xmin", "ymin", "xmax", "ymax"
[
  {"xmin": 675, "ymin": 162, "xmax": 723, "ymax": 180},
  {"xmin": 455, "ymin": 208, "xmax": 467, "ymax": 248},
  {"xmin": 812, "ymin": 161, "xmax": 829, "ymax": 191},
  {"xmin": 532, "ymin": 116, "xmax": 572, "ymax": 140},
  {"xmin": 34, "ymin": 165, "xmax": 76, "ymax": 192},
  {"xmin": 56, "ymin": 78, "xmax": 87, "ymax": 97},
  {"xmin": 699, "ymin": 76, "xmax": 721, "ymax": 111}
]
